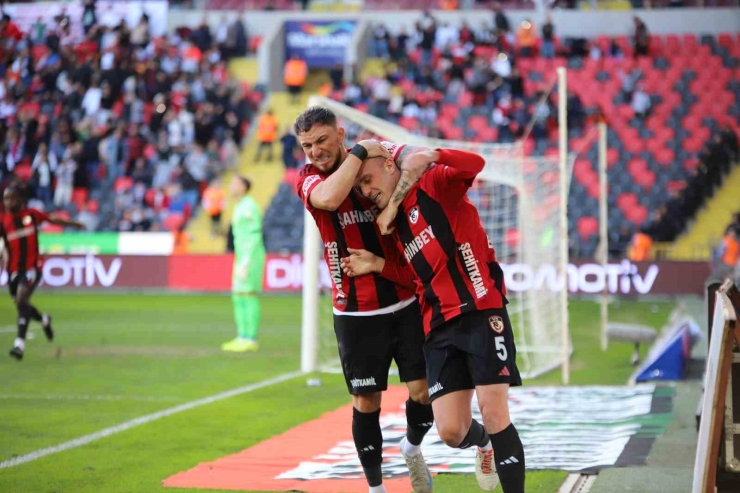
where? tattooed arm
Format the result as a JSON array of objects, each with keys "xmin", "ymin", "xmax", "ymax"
[{"xmin": 376, "ymin": 149, "xmax": 440, "ymax": 235}]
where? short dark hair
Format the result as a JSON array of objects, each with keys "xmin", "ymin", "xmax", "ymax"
[
  {"xmin": 237, "ymin": 175, "xmax": 252, "ymax": 193},
  {"xmin": 4, "ymin": 185, "xmax": 19, "ymax": 196},
  {"xmin": 293, "ymin": 106, "xmax": 337, "ymax": 135}
]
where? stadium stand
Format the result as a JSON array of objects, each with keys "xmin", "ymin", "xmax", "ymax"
[
  {"xmin": 0, "ymin": 11, "xmax": 264, "ymax": 238},
  {"xmin": 262, "ymin": 12, "xmax": 740, "ymax": 258}
]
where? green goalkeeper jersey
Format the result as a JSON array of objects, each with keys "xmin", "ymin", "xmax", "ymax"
[{"xmin": 233, "ymin": 196, "xmax": 265, "ymax": 260}]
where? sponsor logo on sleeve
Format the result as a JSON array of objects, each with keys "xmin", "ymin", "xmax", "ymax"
[{"xmin": 302, "ymin": 175, "xmax": 321, "ymax": 198}]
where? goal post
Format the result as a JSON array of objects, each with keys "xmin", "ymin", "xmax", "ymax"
[{"xmin": 300, "ymin": 93, "xmax": 573, "ymax": 382}]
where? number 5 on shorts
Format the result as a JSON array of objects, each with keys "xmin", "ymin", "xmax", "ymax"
[{"xmin": 495, "ymin": 336, "xmax": 507, "ymax": 361}]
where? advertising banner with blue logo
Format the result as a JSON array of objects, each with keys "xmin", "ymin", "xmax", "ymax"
[{"xmin": 285, "ymin": 20, "xmax": 356, "ymax": 69}]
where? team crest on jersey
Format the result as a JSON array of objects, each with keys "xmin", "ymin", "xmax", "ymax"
[
  {"xmin": 408, "ymin": 207, "xmax": 419, "ymax": 224},
  {"xmin": 22, "ymin": 215, "xmax": 32, "ymax": 225},
  {"xmin": 489, "ymin": 315, "xmax": 504, "ymax": 333}
]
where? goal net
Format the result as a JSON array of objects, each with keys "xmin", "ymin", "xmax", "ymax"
[{"xmin": 301, "ymin": 95, "xmax": 571, "ymax": 382}]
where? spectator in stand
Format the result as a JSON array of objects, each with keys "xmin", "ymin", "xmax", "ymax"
[
  {"xmin": 633, "ymin": 17, "xmax": 650, "ymax": 58},
  {"xmin": 509, "ymin": 67, "xmax": 524, "ymax": 101},
  {"xmin": 567, "ymin": 91, "xmax": 585, "ymax": 130},
  {"xmin": 727, "ymin": 212, "xmax": 740, "ymax": 237},
  {"xmin": 392, "ymin": 26, "xmax": 411, "ymax": 62},
  {"xmin": 32, "ymin": 142, "xmax": 57, "ymax": 206},
  {"xmin": 492, "ymin": 52, "xmax": 512, "ymax": 79},
  {"xmin": 610, "ymin": 38, "xmax": 624, "ymax": 59},
  {"xmin": 716, "ymin": 228, "xmax": 739, "ymax": 276},
  {"xmin": 631, "ymin": 84, "xmax": 651, "ymax": 119},
  {"xmin": 628, "ymin": 229, "xmax": 653, "ymax": 262},
  {"xmin": 417, "ymin": 11, "xmax": 437, "ymax": 68},
  {"xmin": 492, "ymin": 2, "xmax": 510, "ymax": 35},
  {"xmin": 0, "ymin": 14, "xmax": 23, "ymax": 47},
  {"xmin": 77, "ymin": 202, "xmax": 100, "ymax": 232},
  {"xmin": 284, "ymin": 53, "xmax": 308, "ymax": 104},
  {"xmin": 254, "ymin": 110, "xmax": 278, "ymax": 163},
  {"xmin": 721, "ymin": 124, "xmax": 739, "ymax": 162},
  {"xmin": 618, "ymin": 68, "xmax": 641, "ymax": 101},
  {"xmin": 280, "ymin": 127, "xmax": 299, "ymax": 169},
  {"xmin": 54, "ymin": 148, "xmax": 76, "ymax": 207},
  {"xmin": 202, "ymin": 178, "xmax": 225, "ymax": 238},
  {"xmin": 370, "ymin": 75, "xmax": 392, "ymax": 120},
  {"xmin": 329, "ymin": 63, "xmax": 344, "ymax": 91},
  {"xmin": 371, "ymin": 24, "xmax": 391, "ymax": 60},
  {"xmin": 541, "ymin": 16, "xmax": 555, "ymax": 59},
  {"xmin": 436, "ymin": 22, "xmax": 459, "ymax": 51},
  {"xmin": 516, "ymin": 19, "xmax": 536, "ymax": 58}
]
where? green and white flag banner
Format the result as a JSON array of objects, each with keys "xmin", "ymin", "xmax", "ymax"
[{"xmin": 278, "ymin": 384, "xmax": 672, "ymax": 478}]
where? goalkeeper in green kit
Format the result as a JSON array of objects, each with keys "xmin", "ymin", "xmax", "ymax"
[{"xmin": 222, "ymin": 176, "xmax": 266, "ymax": 352}]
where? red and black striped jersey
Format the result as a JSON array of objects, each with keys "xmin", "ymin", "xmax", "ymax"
[
  {"xmin": 296, "ymin": 145, "xmax": 416, "ymax": 315},
  {"xmin": 392, "ymin": 149, "xmax": 507, "ymax": 335},
  {"xmin": 0, "ymin": 208, "xmax": 49, "ymax": 274}
]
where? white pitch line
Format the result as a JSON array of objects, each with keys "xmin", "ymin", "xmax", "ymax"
[
  {"xmin": 0, "ymin": 370, "xmax": 303, "ymax": 469},
  {"xmin": 0, "ymin": 394, "xmax": 183, "ymax": 403}
]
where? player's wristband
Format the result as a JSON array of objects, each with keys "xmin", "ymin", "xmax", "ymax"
[{"xmin": 349, "ymin": 144, "xmax": 368, "ymax": 161}]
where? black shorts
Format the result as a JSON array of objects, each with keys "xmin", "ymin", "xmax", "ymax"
[
  {"xmin": 8, "ymin": 269, "xmax": 40, "ymax": 298},
  {"xmin": 287, "ymin": 85, "xmax": 301, "ymax": 95},
  {"xmin": 334, "ymin": 300, "xmax": 427, "ymax": 395},
  {"xmin": 423, "ymin": 307, "xmax": 522, "ymax": 402}
]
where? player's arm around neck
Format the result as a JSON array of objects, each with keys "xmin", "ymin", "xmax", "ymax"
[
  {"xmin": 308, "ymin": 140, "xmax": 391, "ymax": 211},
  {"xmin": 376, "ymin": 149, "xmax": 439, "ymax": 235},
  {"xmin": 436, "ymin": 148, "xmax": 486, "ymax": 181},
  {"xmin": 389, "ymin": 145, "xmax": 434, "ymax": 207}
]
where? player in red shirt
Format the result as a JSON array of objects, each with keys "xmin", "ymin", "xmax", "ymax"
[
  {"xmin": 1, "ymin": 186, "xmax": 85, "ymax": 360},
  {"xmin": 342, "ymin": 149, "xmax": 525, "ymax": 493},
  {"xmin": 294, "ymin": 106, "xmax": 434, "ymax": 493}
]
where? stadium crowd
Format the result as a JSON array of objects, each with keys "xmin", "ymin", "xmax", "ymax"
[
  {"xmin": 329, "ymin": 11, "xmax": 662, "ymax": 142},
  {"xmin": 324, "ymin": 10, "xmax": 739, "ymax": 258},
  {"xmin": 642, "ymin": 124, "xmax": 739, "ymax": 243},
  {"xmin": 0, "ymin": 6, "xmax": 258, "ymax": 233}
]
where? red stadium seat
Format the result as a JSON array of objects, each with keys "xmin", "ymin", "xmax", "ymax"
[
  {"xmin": 163, "ymin": 213, "xmax": 185, "ymax": 232},
  {"xmin": 114, "ymin": 177, "xmax": 134, "ymax": 193},
  {"xmin": 683, "ymin": 159, "xmax": 699, "ymax": 171},
  {"xmin": 13, "ymin": 163, "xmax": 33, "ymax": 182},
  {"xmin": 617, "ymin": 193, "xmax": 638, "ymax": 212},
  {"xmin": 71, "ymin": 188, "xmax": 88, "ymax": 210},
  {"xmin": 474, "ymin": 127, "xmax": 499, "ymax": 143},
  {"xmin": 655, "ymin": 148, "xmax": 676, "ymax": 167},
  {"xmin": 467, "ymin": 115, "xmax": 488, "ymax": 131},
  {"xmin": 718, "ymin": 33, "xmax": 734, "ymax": 49},
  {"xmin": 443, "ymin": 126, "xmax": 463, "ymax": 140},
  {"xmin": 634, "ymin": 169, "xmax": 656, "ymax": 190},
  {"xmin": 626, "ymin": 205, "xmax": 648, "ymax": 226},
  {"xmin": 577, "ymin": 216, "xmax": 599, "ymax": 239},
  {"xmin": 607, "ymin": 148, "xmax": 619, "ymax": 168},
  {"xmin": 398, "ymin": 117, "xmax": 418, "ymax": 131}
]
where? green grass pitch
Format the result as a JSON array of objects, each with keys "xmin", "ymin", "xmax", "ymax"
[{"xmin": 0, "ymin": 293, "xmax": 675, "ymax": 493}]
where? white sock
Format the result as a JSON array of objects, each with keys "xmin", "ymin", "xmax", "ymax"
[
  {"xmin": 14, "ymin": 338, "xmax": 25, "ymax": 350},
  {"xmin": 480, "ymin": 439, "xmax": 492, "ymax": 452},
  {"xmin": 369, "ymin": 485, "xmax": 387, "ymax": 493},
  {"xmin": 403, "ymin": 438, "xmax": 421, "ymax": 457}
]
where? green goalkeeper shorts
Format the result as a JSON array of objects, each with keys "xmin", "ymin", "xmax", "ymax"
[{"xmin": 232, "ymin": 251, "xmax": 266, "ymax": 294}]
